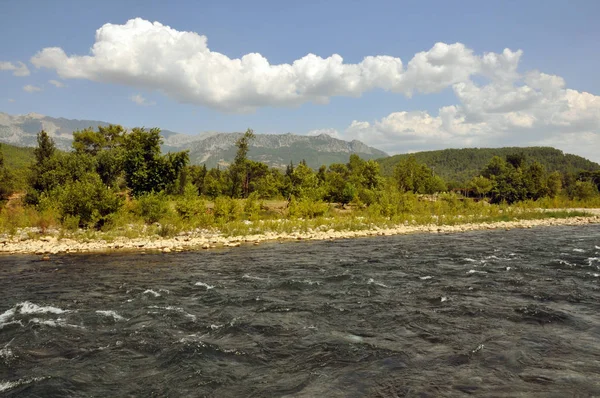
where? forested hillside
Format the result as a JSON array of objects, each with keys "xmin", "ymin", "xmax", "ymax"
[
  {"xmin": 377, "ymin": 147, "xmax": 600, "ymax": 185},
  {"xmin": 1, "ymin": 142, "xmax": 35, "ymax": 170}
]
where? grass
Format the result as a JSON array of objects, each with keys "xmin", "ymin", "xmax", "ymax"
[{"xmin": 0, "ymin": 194, "xmax": 597, "ymax": 243}]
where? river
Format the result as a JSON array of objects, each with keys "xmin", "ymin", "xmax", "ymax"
[{"xmin": 1, "ymin": 225, "xmax": 600, "ymax": 397}]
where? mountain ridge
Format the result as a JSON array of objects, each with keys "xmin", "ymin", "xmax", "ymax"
[
  {"xmin": 377, "ymin": 147, "xmax": 600, "ymax": 185},
  {"xmin": 0, "ymin": 112, "xmax": 388, "ymax": 169}
]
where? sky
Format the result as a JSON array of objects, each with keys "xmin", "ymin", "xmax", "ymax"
[{"xmin": 1, "ymin": 0, "xmax": 600, "ymax": 161}]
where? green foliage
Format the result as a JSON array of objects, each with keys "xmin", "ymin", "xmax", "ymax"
[
  {"xmin": 0, "ymin": 144, "xmax": 15, "ymax": 200},
  {"xmin": 54, "ymin": 173, "xmax": 123, "ymax": 227},
  {"xmin": 393, "ymin": 156, "xmax": 446, "ymax": 194},
  {"xmin": 229, "ymin": 128, "xmax": 255, "ymax": 198},
  {"xmin": 135, "ymin": 192, "xmax": 170, "ymax": 223},
  {"xmin": 468, "ymin": 176, "xmax": 493, "ymax": 198},
  {"xmin": 377, "ymin": 147, "xmax": 600, "ymax": 185},
  {"xmin": 287, "ymin": 196, "xmax": 330, "ymax": 219},
  {"xmin": 572, "ymin": 181, "xmax": 599, "ymax": 200},
  {"xmin": 123, "ymin": 127, "xmax": 189, "ymax": 196},
  {"xmin": 175, "ymin": 183, "xmax": 207, "ymax": 220},
  {"xmin": 213, "ymin": 196, "xmax": 240, "ymax": 222},
  {"xmin": 289, "ymin": 161, "xmax": 322, "ymax": 200},
  {"xmin": 243, "ymin": 191, "xmax": 262, "ymax": 220}
]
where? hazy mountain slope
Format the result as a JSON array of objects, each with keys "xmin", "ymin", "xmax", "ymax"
[
  {"xmin": 186, "ymin": 132, "xmax": 387, "ymax": 168},
  {"xmin": 0, "ymin": 112, "xmax": 387, "ymax": 169},
  {"xmin": 377, "ymin": 147, "xmax": 600, "ymax": 184}
]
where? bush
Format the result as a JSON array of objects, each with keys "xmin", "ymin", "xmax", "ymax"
[
  {"xmin": 243, "ymin": 192, "xmax": 262, "ymax": 221},
  {"xmin": 135, "ymin": 192, "xmax": 169, "ymax": 224},
  {"xmin": 288, "ymin": 197, "xmax": 330, "ymax": 219},
  {"xmin": 572, "ymin": 181, "xmax": 599, "ymax": 201},
  {"xmin": 213, "ymin": 196, "xmax": 240, "ymax": 222},
  {"xmin": 175, "ymin": 183, "xmax": 207, "ymax": 220},
  {"xmin": 50, "ymin": 173, "xmax": 124, "ymax": 228}
]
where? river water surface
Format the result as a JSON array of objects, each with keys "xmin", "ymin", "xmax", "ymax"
[{"xmin": 1, "ymin": 225, "xmax": 600, "ymax": 397}]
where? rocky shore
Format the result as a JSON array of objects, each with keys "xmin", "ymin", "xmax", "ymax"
[{"xmin": 1, "ymin": 212, "xmax": 599, "ymax": 256}]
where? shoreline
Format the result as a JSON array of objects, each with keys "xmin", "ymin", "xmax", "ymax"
[{"xmin": 1, "ymin": 211, "xmax": 599, "ymax": 256}]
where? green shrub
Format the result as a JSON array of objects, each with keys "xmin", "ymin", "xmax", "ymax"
[
  {"xmin": 135, "ymin": 192, "xmax": 169, "ymax": 224},
  {"xmin": 288, "ymin": 197, "xmax": 329, "ymax": 219},
  {"xmin": 213, "ymin": 196, "xmax": 240, "ymax": 222},
  {"xmin": 243, "ymin": 192, "xmax": 262, "ymax": 221},
  {"xmin": 52, "ymin": 173, "xmax": 124, "ymax": 228},
  {"xmin": 175, "ymin": 183, "xmax": 207, "ymax": 220}
]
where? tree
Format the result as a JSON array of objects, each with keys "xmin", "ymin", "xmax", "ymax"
[
  {"xmin": 524, "ymin": 161, "xmax": 548, "ymax": 200},
  {"xmin": 34, "ymin": 130, "xmax": 56, "ymax": 165},
  {"xmin": 229, "ymin": 128, "xmax": 255, "ymax": 198},
  {"xmin": 26, "ymin": 131, "xmax": 59, "ymax": 205},
  {"xmin": 394, "ymin": 156, "xmax": 445, "ymax": 194},
  {"xmin": 122, "ymin": 128, "xmax": 189, "ymax": 196},
  {"xmin": 546, "ymin": 171, "xmax": 562, "ymax": 198},
  {"xmin": 468, "ymin": 176, "xmax": 493, "ymax": 199},
  {"xmin": 72, "ymin": 125, "xmax": 126, "ymax": 187},
  {"xmin": 0, "ymin": 144, "xmax": 14, "ymax": 201}
]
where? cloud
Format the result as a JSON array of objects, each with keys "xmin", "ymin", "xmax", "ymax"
[
  {"xmin": 48, "ymin": 79, "xmax": 65, "ymax": 88},
  {"xmin": 26, "ymin": 17, "xmax": 600, "ymax": 161},
  {"xmin": 342, "ymin": 76, "xmax": 600, "ymax": 162},
  {"xmin": 0, "ymin": 61, "xmax": 30, "ymax": 76},
  {"xmin": 307, "ymin": 128, "xmax": 341, "ymax": 139},
  {"xmin": 31, "ymin": 18, "xmax": 520, "ymax": 112},
  {"xmin": 130, "ymin": 94, "xmax": 155, "ymax": 106},
  {"xmin": 23, "ymin": 84, "xmax": 42, "ymax": 93}
]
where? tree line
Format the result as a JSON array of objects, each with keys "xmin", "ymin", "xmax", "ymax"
[{"xmin": 0, "ymin": 126, "xmax": 599, "ymax": 229}]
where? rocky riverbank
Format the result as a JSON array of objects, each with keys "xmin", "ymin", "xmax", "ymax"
[{"xmin": 1, "ymin": 212, "xmax": 599, "ymax": 255}]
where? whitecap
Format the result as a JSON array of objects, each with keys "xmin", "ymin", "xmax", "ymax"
[
  {"xmin": 0, "ymin": 308, "xmax": 16, "ymax": 325},
  {"xmin": 210, "ymin": 324, "xmax": 223, "ymax": 330},
  {"xmin": 587, "ymin": 258, "xmax": 600, "ymax": 267},
  {"xmin": 195, "ymin": 282, "xmax": 214, "ymax": 290},
  {"xmin": 441, "ymin": 296, "xmax": 448, "ymax": 302},
  {"xmin": 143, "ymin": 289, "xmax": 161, "ymax": 297},
  {"xmin": 17, "ymin": 302, "xmax": 68, "ymax": 315},
  {"xmin": 595, "ymin": 246, "xmax": 600, "ymax": 250},
  {"xmin": 464, "ymin": 258, "xmax": 478, "ymax": 262},
  {"xmin": 367, "ymin": 278, "xmax": 389, "ymax": 288},
  {"xmin": 419, "ymin": 276, "xmax": 433, "ymax": 280},
  {"xmin": 29, "ymin": 318, "xmax": 84, "ymax": 329},
  {"xmin": 573, "ymin": 248, "xmax": 585, "ymax": 253},
  {"xmin": 0, "ymin": 344, "xmax": 13, "ymax": 360},
  {"xmin": 506, "ymin": 267, "xmax": 511, "ymax": 271},
  {"xmin": 1, "ymin": 302, "xmax": 70, "ymax": 328},
  {"xmin": 96, "ymin": 310, "xmax": 125, "ymax": 321},
  {"xmin": 0, "ymin": 377, "xmax": 45, "ymax": 393},
  {"xmin": 467, "ymin": 270, "xmax": 487, "ymax": 274}
]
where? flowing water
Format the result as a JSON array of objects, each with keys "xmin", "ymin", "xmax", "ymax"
[{"xmin": 1, "ymin": 225, "xmax": 600, "ymax": 397}]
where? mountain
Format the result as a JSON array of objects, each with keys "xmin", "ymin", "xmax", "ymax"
[
  {"xmin": 0, "ymin": 112, "xmax": 387, "ymax": 169},
  {"xmin": 180, "ymin": 132, "xmax": 387, "ymax": 169},
  {"xmin": 376, "ymin": 147, "xmax": 600, "ymax": 184}
]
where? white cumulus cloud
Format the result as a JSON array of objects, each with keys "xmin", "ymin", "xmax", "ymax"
[
  {"xmin": 23, "ymin": 84, "xmax": 42, "ymax": 93},
  {"xmin": 48, "ymin": 79, "xmax": 65, "ymax": 88},
  {"xmin": 130, "ymin": 94, "xmax": 155, "ymax": 106},
  {"xmin": 31, "ymin": 18, "xmax": 520, "ymax": 112},
  {"xmin": 0, "ymin": 61, "xmax": 30, "ymax": 76},
  {"xmin": 341, "ymin": 75, "xmax": 600, "ymax": 162}
]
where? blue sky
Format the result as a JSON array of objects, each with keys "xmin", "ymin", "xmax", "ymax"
[{"xmin": 1, "ymin": 0, "xmax": 599, "ymax": 160}]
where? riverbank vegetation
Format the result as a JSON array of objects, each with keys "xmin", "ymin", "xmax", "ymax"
[{"xmin": 1, "ymin": 126, "xmax": 599, "ymax": 239}]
